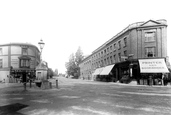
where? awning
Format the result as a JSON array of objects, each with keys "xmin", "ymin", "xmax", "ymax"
[
  {"xmin": 92, "ymin": 67, "xmax": 104, "ymax": 75},
  {"xmin": 138, "ymin": 58, "xmax": 169, "ymax": 73},
  {"xmin": 100, "ymin": 64, "xmax": 115, "ymax": 75}
]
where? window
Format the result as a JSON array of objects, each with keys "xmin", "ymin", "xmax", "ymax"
[
  {"xmin": 113, "ymin": 55, "xmax": 116, "ymax": 63},
  {"xmin": 20, "ymin": 59, "xmax": 30, "ymax": 68},
  {"xmin": 0, "ymin": 48, "xmax": 2, "ymax": 55},
  {"xmin": 101, "ymin": 51, "xmax": 103, "ymax": 56},
  {"xmin": 124, "ymin": 50, "xmax": 127, "ymax": 56},
  {"xmin": 110, "ymin": 56, "xmax": 113, "ymax": 64},
  {"xmin": 145, "ymin": 47, "xmax": 156, "ymax": 57},
  {"xmin": 104, "ymin": 49, "xmax": 106, "ymax": 55},
  {"xmin": 0, "ymin": 59, "xmax": 2, "ymax": 68},
  {"xmin": 113, "ymin": 43, "xmax": 116, "ymax": 51},
  {"xmin": 110, "ymin": 45, "xmax": 112, "ymax": 51},
  {"xmin": 124, "ymin": 37, "xmax": 127, "ymax": 47},
  {"xmin": 118, "ymin": 41, "xmax": 121, "ymax": 50},
  {"xmin": 104, "ymin": 59, "xmax": 106, "ymax": 65},
  {"xmin": 107, "ymin": 47, "xmax": 109, "ymax": 53},
  {"xmin": 101, "ymin": 60, "xmax": 104, "ymax": 66},
  {"xmin": 107, "ymin": 57, "xmax": 109, "ymax": 65},
  {"xmin": 22, "ymin": 48, "xmax": 28, "ymax": 55},
  {"xmin": 118, "ymin": 53, "xmax": 121, "ymax": 62},
  {"xmin": 145, "ymin": 32, "xmax": 155, "ymax": 42}
]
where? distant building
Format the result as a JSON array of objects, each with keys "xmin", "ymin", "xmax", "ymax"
[
  {"xmin": 79, "ymin": 19, "xmax": 169, "ymax": 85},
  {"xmin": 0, "ymin": 43, "xmax": 40, "ymax": 82}
]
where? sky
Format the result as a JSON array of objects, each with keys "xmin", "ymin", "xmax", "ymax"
[{"xmin": 0, "ymin": 0, "xmax": 171, "ymax": 73}]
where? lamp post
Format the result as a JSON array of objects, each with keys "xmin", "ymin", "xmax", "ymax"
[{"xmin": 38, "ymin": 39, "xmax": 45, "ymax": 61}]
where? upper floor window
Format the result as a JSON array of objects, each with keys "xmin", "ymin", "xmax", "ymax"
[
  {"xmin": 101, "ymin": 51, "xmax": 103, "ymax": 56},
  {"xmin": 110, "ymin": 45, "xmax": 112, "ymax": 51},
  {"xmin": 22, "ymin": 48, "xmax": 28, "ymax": 55},
  {"xmin": 113, "ymin": 43, "xmax": 116, "ymax": 51},
  {"xmin": 118, "ymin": 41, "xmax": 121, "ymax": 50},
  {"xmin": 145, "ymin": 47, "xmax": 156, "ymax": 57},
  {"xmin": 0, "ymin": 48, "xmax": 2, "ymax": 55},
  {"xmin": 104, "ymin": 49, "xmax": 106, "ymax": 54},
  {"xmin": 113, "ymin": 55, "xmax": 116, "ymax": 63},
  {"xmin": 107, "ymin": 47, "xmax": 109, "ymax": 53},
  {"xmin": 124, "ymin": 37, "xmax": 127, "ymax": 47},
  {"xmin": 0, "ymin": 59, "xmax": 2, "ymax": 68},
  {"xmin": 145, "ymin": 32, "xmax": 155, "ymax": 42},
  {"xmin": 118, "ymin": 53, "xmax": 121, "ymax": 62},
  {"xmin": 124, "ymin": 50, "xmax": 127, "ymax": 56},
  {"xmin": 110, "ymin": 56, "xmax": 113, "ymax": 64}
]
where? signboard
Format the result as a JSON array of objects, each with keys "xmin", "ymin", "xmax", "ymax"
[
  {"xmin": 11, "ymin": 56, "xmax": 19, "ymax": 68},
  {"xmin": 138, "ymin": 58, "xmax": 169, "ymax": 73}
]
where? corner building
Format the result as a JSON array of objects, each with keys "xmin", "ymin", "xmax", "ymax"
[
  {"xmin": 0, "ymin": 43, "xmax": 40, "ymax": 82},
  {"xmin": 79, "ymin": 19, "xmax": 170, "ymax": 85}
]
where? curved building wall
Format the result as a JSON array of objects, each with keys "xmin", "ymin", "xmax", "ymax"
[{"xmin": 0, "ymin": 43, "xmax": 40, "ymax": 82}]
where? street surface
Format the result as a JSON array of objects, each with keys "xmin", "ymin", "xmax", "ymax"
[{"xmin": 0, "ymin": 77, "xmax": 171, "ymax": 115}]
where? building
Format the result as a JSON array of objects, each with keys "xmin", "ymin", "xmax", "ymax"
[
  {"xmin": 0, "ymin": 43, "xmax": 40, "ymax": 83},
  {"xmin": 79, "ymin": 19, "xmax": 170, "ymax": 85}
]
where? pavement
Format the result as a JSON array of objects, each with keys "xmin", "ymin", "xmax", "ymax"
[{"xmin": 0, "ymin": 77, "xmax": 171, "ymax": 115}]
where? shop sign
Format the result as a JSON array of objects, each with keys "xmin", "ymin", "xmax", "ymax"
[{"xmin": 139, "ymin": 59, "xmax": 169, "ymax": 73}]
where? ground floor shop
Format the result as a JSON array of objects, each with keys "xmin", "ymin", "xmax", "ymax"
[
  {"xmin": 0, "ymin": 68, "xmax": 36, "ymax": 83},
  {"xmin": 92, "ymin": 58, "xmax": 171, "ymax": 86}
]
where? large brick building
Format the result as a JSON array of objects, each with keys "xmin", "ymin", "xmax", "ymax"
[
  {"xmin": 79, "ymin": 19, "xmax": 169, "ymax": 84},
  {"xmin": 0, "ymin": 43, "xmax": 40, "ymax": 82}
]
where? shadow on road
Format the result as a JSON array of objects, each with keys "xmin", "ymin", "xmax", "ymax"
[{"xmin": 0, "ymin": 103, "xmax": 28, "ymax": 115}]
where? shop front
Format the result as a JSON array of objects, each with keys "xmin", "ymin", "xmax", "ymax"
[
  {"xmin": 92, "ymin": 67, "xmax": 104, "ymax": 81},
  {"xmin": 10, "ymin": 68, "xmax": 36, "ymax": 83},
  {"xmin": 138, "ymin": 58, "xmax": 169, "ymax": 85},
  {"xmin": 100, "ymin": 64, "xmax": 115, "ymax": 82}
]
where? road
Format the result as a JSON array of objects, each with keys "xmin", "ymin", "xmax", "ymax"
[{"xmin": 0, "ymin": 77, "xmax": 171, "ymax": 115}]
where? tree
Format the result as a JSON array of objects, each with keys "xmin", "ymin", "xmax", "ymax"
[
  {"xmin": 54, "ymin": 69, "xmax": 58, "ymax": 76},
  {"xmin": 65, "ymin": 47, "xmax": 84, "ymax": 78}
]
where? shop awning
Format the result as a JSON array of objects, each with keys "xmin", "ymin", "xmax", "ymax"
[
  {"xmin": 100, "ymin": 64, "xmax": 115, "ymax": 75},
  {"xmin": 138, "ymin": 58, "xmax": 169, "ymax": 73},
  {"xmin": 92, "ymin": 67, "xmax": 104, "ymax": 75}
]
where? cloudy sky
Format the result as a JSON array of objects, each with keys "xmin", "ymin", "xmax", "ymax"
[{"xmin": 0, "ymin": 0, "xmax": 170, "ymax": 73}]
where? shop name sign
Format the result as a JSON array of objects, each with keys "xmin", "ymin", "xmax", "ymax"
[{"xmin": 139, "ymin": 59, "xmax": 169, "ymax": 73}]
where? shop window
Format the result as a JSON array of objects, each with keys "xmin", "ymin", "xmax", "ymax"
[
  {"xmin": 20, "ymin": 59, "xmax": 30, "ymax": 68},
  {"xmin": 0, "ymin": 48, "xmax": 2, "ymax": 55},
  {"xmin": 118, "ymin": 41, "xmax": 121, "ymax": 50},
  {"xmin": 0, "ymin": 59, "xmax": 2, "ymax": 68},
  {"xmin": 123, "ymin": 37, "xmax": 127, "ymax": 47},
  {"xmin": 145, "ymin": 47, "xmax": 156, "ymax": 57},
  {"xmin": 22, "ymin": 48, "xmax": 28, "ymax": 55},
  {"xmin": 145, "ymin": 32, "xmax": 155, "ymax": 42}
]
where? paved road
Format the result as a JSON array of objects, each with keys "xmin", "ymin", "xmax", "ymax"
[{"xmin": 0, "ymin": 77, "xmax": 171, "ymax": 115}]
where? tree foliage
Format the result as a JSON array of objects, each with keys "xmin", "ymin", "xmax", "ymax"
[{"xmin": 65, "ymin": 47, "xmax": 84, "ymax": 78}]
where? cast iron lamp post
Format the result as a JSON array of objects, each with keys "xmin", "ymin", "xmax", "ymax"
[{"xmin": 38, "ymin": 39, "xmax": 45, "ymax": 61}]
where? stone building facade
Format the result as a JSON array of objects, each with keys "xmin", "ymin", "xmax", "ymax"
[
  {"xmin": 0, "ymin": 43, "xmax": 40, "ymax": 82},
  {"xmin": 79, "ymin": 19, "xmax": 169, "ymax": 83}
]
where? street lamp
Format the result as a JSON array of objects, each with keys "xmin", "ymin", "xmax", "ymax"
[{"xmin": 38, "ymin": 39, "xmax": 45, "ymax": 61}]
